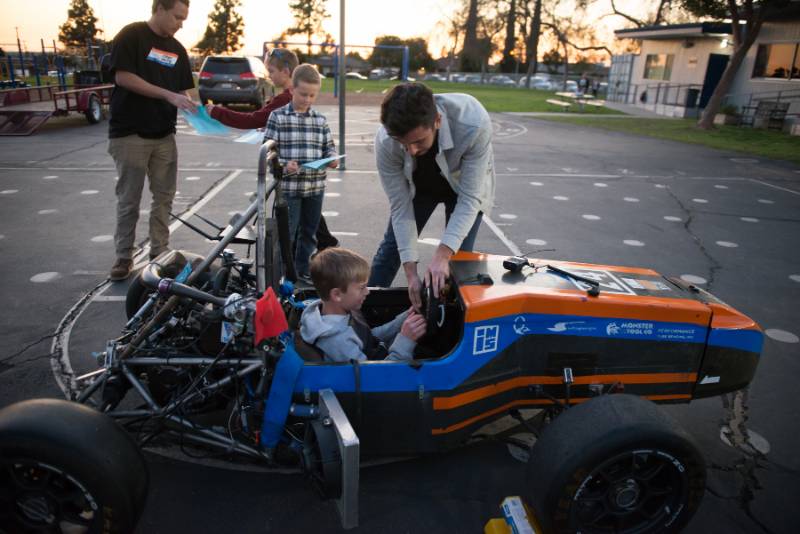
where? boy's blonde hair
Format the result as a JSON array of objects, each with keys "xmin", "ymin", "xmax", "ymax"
[
  {"xmin": 292, "ymin": 63, "xmax": 322, "ymax": 86},
  {"xmin": 266, "ymin": 48, "xmax": 298, "ymax": 73},
  {"xmin": 310, "ymin": 248, "xmax": 369, "ymax": 301}
]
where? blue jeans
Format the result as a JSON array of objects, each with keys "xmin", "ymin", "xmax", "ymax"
[
  {"xmin": 286, "ymin": 192, "xmax": 323, "ymax": 277},
  {"xmin": 368, "ymin": 196, "xmax": 483, "ymax": 287}
]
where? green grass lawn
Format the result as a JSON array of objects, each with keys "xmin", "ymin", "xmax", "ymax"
[
  {"xmin": 320, "ymin": 78, "xmax": 622, "ymax": 114},
  {"xmin": 536, "ymin": 116, "xmax": 800, "ymax": 165}
]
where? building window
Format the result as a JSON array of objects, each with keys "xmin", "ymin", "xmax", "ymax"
[
  {"xmin": 752, "ymin": 43, "xmax": 799, "ymax": 80},
  {"xmin": 643, "ymin": 54, "xmax": 674, "ymax": 80}
]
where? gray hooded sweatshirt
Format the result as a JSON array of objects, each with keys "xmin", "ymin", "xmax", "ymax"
[{"xmin": 299, "ymin": 300, "xmax": 416, "ymax": 362}]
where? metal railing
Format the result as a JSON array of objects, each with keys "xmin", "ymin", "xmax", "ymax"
[{"xmin": 613, "ymin": 82, "xmax": 703, "ymax": 108}]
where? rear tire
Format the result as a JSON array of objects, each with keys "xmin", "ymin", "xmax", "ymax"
[
  {"xmin": 0, "ymin": 399, "xmax": 148, "ymax": 533},
  {"xmin": 84, "ymin": 95, "xmax": 102, "ymax": 124},
  {"xmin": 526, "ymin": 394, "xmax": 705, "ymax": 534}
]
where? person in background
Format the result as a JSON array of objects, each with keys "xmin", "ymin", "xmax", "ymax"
[
  {"xmin": 205, "ymin": 48, "xmax": 338, "ymax": 251},
  {"xmin": 107, "ymin": 0, "xmax": 195, "ymax": 281},
  {"xmin": 263, "ymin": 64, "xmax": 337, "ymax": 282}
]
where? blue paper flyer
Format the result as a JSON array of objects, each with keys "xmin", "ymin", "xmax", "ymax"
[{"xmin": 301, "ymin": 154, "xmax": 346, "ymax": 170}]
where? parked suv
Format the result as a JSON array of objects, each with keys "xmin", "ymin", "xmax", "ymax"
[{"xmin": 198, "ymin": 56, "xmax": 271, "ymax": 108}]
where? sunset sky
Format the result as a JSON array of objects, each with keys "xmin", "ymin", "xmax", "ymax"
[{"xmin": 1, "ymin": 0, "xmax": 649, "ymax": 60}]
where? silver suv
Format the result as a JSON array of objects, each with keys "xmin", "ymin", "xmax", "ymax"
[{"xmin": 198, "ymin": 56, "xmax": 272, "ymax": 108}]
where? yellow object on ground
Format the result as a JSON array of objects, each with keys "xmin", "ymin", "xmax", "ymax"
[{"xmin": 483, "ymin": 496, "xmax": 540, "ymax": 534}]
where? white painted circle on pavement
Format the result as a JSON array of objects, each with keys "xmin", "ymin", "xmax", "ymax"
[
  {"xmin": 227, "ymin": 210, "xmax": 239, "ymax": 216},
  {"xmin": 43, "ymin": 175, "xmax": 59, "ymax": 180},
  {"xmin": 765, "ymin": 329, "xmax": 799, "ymax": 343},
  {"xmin": 529, "ymin": 181, "xmax": 543, "ymax": 186},
  {"xmin": 553, "ymin": 196, "xmax": 569, "ymax": 201},
  {"xmin": 31, "ymin": 272, "xmax": 61, "ymax": 283},
  {"xmin": 322, "ymin": 211, "xmax": 339, "ymax": 217},
  {"xmin": 714, "ymin": 185, "xmax": 729, "ymax": 190},
  {"xmin": 329, "ymin": 178, "xmax": 342, "ymax": 183},
  {"xmin": 692, "ymin": 198, "xmax": 708, "ymax": 204},
  {"xmin": 325, "ymin": 192, "xmax": 341, "ymax": 197},
  {"xmin": 593, "ymin": 182, "xmax": 608, "ymax": 188},
  {"xmin": 140, "ymin": 209, "xmax": 150, "ymax": 215},
  {"xmin": 664, "ymin": 216, "xmax": 682, "ymax": 222},
  {"xmin": 499, "ymin": 213, "xmax": 517, "ymax": 219},
  {"xmin": 623, "ymin": 240, "xmax": 645, "ymax": 247},
  {"xmin": 91, "ymin": 235, "xmax": 113, "ymax": 243},
  {"xmin": 418, "ymin": 237, "xmax": 441, "ymax": 246},
  {"xmin": 38, "ymin": 209, "xmax": 58, "ymax": 215},
  {"xmin": 680, "ymin": 274, "xmax": 707, "ymax": 285},
  {"xmin": 81, "ymin": 190, "xmax": 99, "ymax": 195},
  {"xmin": 1, "ymin": 190, "xmax": 19, "ymax": 195},
  {"xmin": 757, "ymin": 199, "xmax": 774, "ymax": 204},
  {"xmin": 624, "ymin": 197, "xmax": 639, "ymax": 202},
  {"xmin": 655, "ymin": 184, "xmax": 666, "ymax": 189},
  {"xmin": 526, "ymin": 239, "xmax": 547, "ymax": 246},
  {"xmin": 185, "ymin": 176, "xmax": 201, "ymax": 181},
  {"xmin": 716, "ymin": 241, "xmax": 739, "ymax": 248},
  {"xmin": 740, "ymin": 217, "xmax": 759, "ymax": 223},
  {"xmin": 582, "ymin": 214, "xmax": 601, "ymax": 220},
  {"xmin": 789, "ymin": 274, "xmax": 800, "ymax": 283},
  {"xmin": 244, "ymin": 192, "xmax": 254, "ymax": 197}
]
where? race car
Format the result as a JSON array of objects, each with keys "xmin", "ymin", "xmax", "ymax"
[{"xmin": 0, "ymin": 143, "xmax": 762, "ymax": 533}]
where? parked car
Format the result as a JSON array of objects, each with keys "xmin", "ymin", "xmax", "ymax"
[
  {"xmin": 345, "ymin": 72, "xmax": 368, "ymax": 80},
  {"xmin": 463, "ymin": 74, "xmax": 483, "ymax": 84},
  {"xmin": 198, "ymin": 56, "xmax": 271, "ymax": 108},
  {"xmin": 424, "ymin": 73, "xmax": 446, "ymax": 82},
  {"xmin": 518, "ymin": 75, "xmax": 554, "ymax": 91},
  {"xmin": 489, "ymin": 74, "xmax": 516, "ymax": 87}
]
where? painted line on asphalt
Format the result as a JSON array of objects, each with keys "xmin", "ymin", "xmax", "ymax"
[
  {"xmin": 51, "ymin": 169, "xmax": 245, "ymax": 399},
  {"xmin": 484, "ymin": 216, "xmax": 522, "ymax": 256},
  {"xmin": 0, "ymin": 166, "xmax": 245, "ymax": 173},
  {"xmin": 92, "ymin": 296, "xmax": 127, "ymax": 302},
  {"xmin": 750, "ymin": 179, "xmax": 800, "ymax": 195}
]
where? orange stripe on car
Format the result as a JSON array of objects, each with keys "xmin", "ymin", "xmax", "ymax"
[
  {"xmin": 432, "ymin": 373, "xmax": 697, "ymax": 410},
  {"xmin": 430, "ymin": 394, "xmax": 692, "ymax": 435}
]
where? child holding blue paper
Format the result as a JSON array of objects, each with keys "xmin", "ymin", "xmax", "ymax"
[{"xmin": 263, "ymin": 64, "xmax": 338, "ymax": 281}]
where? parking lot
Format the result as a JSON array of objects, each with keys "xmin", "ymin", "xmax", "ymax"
[{"xmin": 1, "ymin": 104, "xmax": 799, "ymax": 533}]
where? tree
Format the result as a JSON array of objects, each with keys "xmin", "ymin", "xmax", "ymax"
[
  {"xmin": 677, "ymin": 0, "xmax": 789, "ymax": 130},
  {"xmin": 195, "ymin": 0, "xmax": 244, "ymax": 55},
  {"xmin": 499, "ymin": 0, "xmax": 518, "ymax": 72},
  {"xmin": 521, "ymin": 0, "xmax": 544, "ymax": 87},
  {"xmin": 286, "ymin": 0, "xmax": 330, "ymax": 55},
  {"xmin": 460, "ymin": 0, "xmax": 482, "ymax": 71},
  {"xmin": 58, "ymin": 0, "xmax": 100, "ymax": 49},
  {"xmin": 369, "ymin": 36, "xmax": 434, "ymax": 73}
]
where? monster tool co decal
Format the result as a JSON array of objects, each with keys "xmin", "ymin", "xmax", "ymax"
[{"xmin": 147, "ymin": 47, "xmax": 178, "ymax": 67}]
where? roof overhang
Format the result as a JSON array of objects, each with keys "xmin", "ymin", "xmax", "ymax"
[{"xmin": 615, "ymin": 22, "xmax": 732, "ymax": 40}]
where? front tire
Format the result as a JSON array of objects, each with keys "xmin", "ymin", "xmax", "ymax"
[
  {"xmin": 526, "ymin": 394, "xmax": 705, "ymax": 534},
  {"xmin": 0, "ymin": 399, "xmax": 148, "ymax": 533}
]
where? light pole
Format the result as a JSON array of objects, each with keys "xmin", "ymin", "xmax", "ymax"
[{"xmin": 338, "ymin": 0, "xmax": 346, "ymax": 170}]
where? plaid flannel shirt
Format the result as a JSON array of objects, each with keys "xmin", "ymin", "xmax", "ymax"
[{"xmin": 263, "ymin": 103, "xmax": 336, "ymax": 197}]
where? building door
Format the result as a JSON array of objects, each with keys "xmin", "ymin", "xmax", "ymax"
[{"xmin": 699, "ymin": 54, "xmax": 730, "ymax": 108}]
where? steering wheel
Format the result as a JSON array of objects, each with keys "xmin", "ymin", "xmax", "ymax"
[{"xmin": 420, "ymin": 284, "xmax": 446, "ymax": 337}]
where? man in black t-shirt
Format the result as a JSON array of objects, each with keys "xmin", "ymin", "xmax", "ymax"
[{"xmin": 107, "ymin": 0, "xmax": 195, "ymax": 280}]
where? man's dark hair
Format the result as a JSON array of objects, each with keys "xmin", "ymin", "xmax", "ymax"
[
  {"xmin": 380, "ymin": 83, "xmax": 437, "ymax": 137},
  {"xmin": 152, "ymin": 0, "xmax": 189, "ymax": 13}
]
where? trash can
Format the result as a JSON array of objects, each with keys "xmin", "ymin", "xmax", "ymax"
[{"xmin": 686, "ymin": 88, "xmax": 700, "ymax": 108}]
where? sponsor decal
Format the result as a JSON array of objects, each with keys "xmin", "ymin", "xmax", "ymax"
[
  {"xmin": 606, "ymin": 321, "xmax": 654, "ymax": 336},
  {"xmin": 622, "ymin": 277, "xmax": 672, "ymax": 292},
  {"xmin": 548, "ymin": 321, "xmax": 597, "ymax": 333},
  {"xmin": 513, "ymin": 316, "xmax": 530, "ymax": 335},
  {"xmin": 565, "ymin": 268, "xmax": 636, "ymax": 295},
  {"xmin": 700, "ymin": 375, "xmax": 721, "ymax": 385},
  {"xmin": 473, "ymin": 325, "xmax": 500, "ymax": 355},
  {"xmin": 147, "ymin": 47, "xmax": 179, "ymax": 67}
]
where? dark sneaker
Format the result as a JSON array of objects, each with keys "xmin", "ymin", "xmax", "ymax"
[
  {"xmin": 109, "ymin": 258, "xmax": 133, "ymax": 281},
  {"xmin": 149, "ymin": 249, "xmax": 170, "ymax": 261}
]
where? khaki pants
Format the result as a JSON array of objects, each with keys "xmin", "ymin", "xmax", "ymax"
[{"xmin": 108, "ymin": 134, "xmax": 177, "ymax": 260}]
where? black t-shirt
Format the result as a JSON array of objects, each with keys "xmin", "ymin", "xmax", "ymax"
[
  {"xmin": 108, "ymin": 22, "xmax": 194, "ymax": 139},
  {"xmin": 412, "ymin": 135, "xmax": 457, "ymax": 202}
]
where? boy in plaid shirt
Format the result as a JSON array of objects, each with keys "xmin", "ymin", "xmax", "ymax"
[{"xmin": 263, "ymin": 64, "xmax": 338, "ymax": 280}]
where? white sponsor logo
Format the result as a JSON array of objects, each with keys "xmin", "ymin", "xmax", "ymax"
[
  {"xmin": 548, "ymin": 321, "xmax": 585, "ymax": 333},
  {"xmin": 700, "ymin": 375, "xmax": 721, "ymax": 385},
  {"xmin": 513, "ymin": 316, "xmax": 530, "ymax": 335},
  {"xmin": 473, "ymin": 325, "xmax": 500, "ymax": 355},
  {"xmin": 607, "ymin": 321, "xmax": 654, "ymax": 336},
  {"xmin": 607, "ymin": 323, "xmax": 620, "ymax": 335}
]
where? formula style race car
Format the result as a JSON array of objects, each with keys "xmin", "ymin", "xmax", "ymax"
[{"xmin": 0, "ymin": 143, "xmax": 763, "ymax": 533}]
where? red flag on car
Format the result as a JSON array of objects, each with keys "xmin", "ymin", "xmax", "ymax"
[{"xmin": 254, "ymin": 287, "xmax": 288, "ymax": 346}]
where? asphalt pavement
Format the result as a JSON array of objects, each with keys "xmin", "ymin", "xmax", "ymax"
[{"xmin": 0, "ymin": 104, "xmax": 799, "ymax": 533}]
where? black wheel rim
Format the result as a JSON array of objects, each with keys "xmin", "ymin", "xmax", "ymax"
[
  {"xmin": 569, "ymin": 448, "xmax": 689, "ymax": 533},
  {"xmin": 0, "ymin": 458, "xmax": 98, "ymax": 533}
]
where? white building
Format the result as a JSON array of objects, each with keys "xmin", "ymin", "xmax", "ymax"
[{"xmin": 611, "ymin": 5, "xmax": 800, "ymax": 129}]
